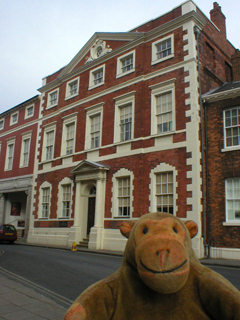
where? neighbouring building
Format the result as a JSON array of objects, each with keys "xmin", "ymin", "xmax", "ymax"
[
  {"xmin": 0, "ymin": 96, "xmax": 40, "ymax": 239},
  {"xmin": 202, "ymin": 50, "xmax": 240, "ymax": 259},
  {"xmin": 1, "ymin": 1, "xmax": 239, "ymax": 259}
]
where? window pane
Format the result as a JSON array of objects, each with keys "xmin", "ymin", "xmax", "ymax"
[
  {"xmin": 226, "ymin": 178, "xmax": 240, "ymax": 221},
  {"xmin": 117, "ymin": 177, "xmax": 131, "ymax": 217},
  {"xmin": 121, "ymin": 55, "xmax": 133, "ymax": 73},
  {"xmin": 120, "ymin": 104, "xmax": 132, "ymax": 142},
  {"xmin": 90, "ymin": 114, "xmax": 100, "ymax": 148},
  {"xmin": 155, "ymin": 172, "xmax": 174, "ymax": 214},
  {"xmin": 42, "ymin": 187, "xmax": 50, "ymax": 218},
  {"xmin": 156, "ymin": 38, "xmax": 172, "ymax": 60},
  {"xmin": 93, "ymin": 69, "xmax": 103, "ymax": 85},
  {"xmin": 69, "ymin": 81, "xmax": 77, "ymax": 95},
  {"xmin": 66, "ymin": 123, "xmax": 75, "ymax": 155},
  {"xmin": 156, "ymin": 92, "xmax": 172, "ymax": 134},
  {"xmin": 224, "ymin": 108, "xmax": 240, "ymax": 147},
  {"xmin": 62, "ymin": 184, "xmax": 71, "ymax": 217},
  {"xmin": 23, "ymin": 138, "xmax": 30, "ymax": 166}
]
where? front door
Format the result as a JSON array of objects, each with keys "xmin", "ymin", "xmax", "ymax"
[{"xmin": 87, "ymin": 197, "xmax": 95, "ymax": 235}]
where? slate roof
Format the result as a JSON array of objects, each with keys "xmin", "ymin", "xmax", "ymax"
[
  {"xmin": 202, "ymin": 81, "xmax": 240, "ymax": 102},
  {"xmin": 203, "ymin": 81, "xmax": 240, "ymax": 96}
]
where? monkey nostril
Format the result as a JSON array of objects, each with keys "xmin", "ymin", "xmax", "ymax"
[{"xmin": 156, "ymin": 249, "xmax": 170, "ymax": 256}]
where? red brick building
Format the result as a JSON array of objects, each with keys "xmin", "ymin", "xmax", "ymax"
[
  {"xmin": 22, "ymin": 0, "xmax": 236, "ymax": 258},
  {"xmin": 0, "ymin": 1, "xmax": 236, "ymax": 258},
  {"xmin": 202, "ymin": 50, "xmax": 240, "ymax": 259},
  {"xmin": 0, "ymin": 96, "xmax": 40, "ymax": 239}
]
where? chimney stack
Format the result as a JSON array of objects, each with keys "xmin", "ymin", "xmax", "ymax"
[{"xmin": 210, "ymin": 2, "xmax": 226, "ymax": 38}]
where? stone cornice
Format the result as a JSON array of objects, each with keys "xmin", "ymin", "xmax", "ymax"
[
  {"xmin": 0, "ymin": 95, "xmax": 39, "ymax": 119},
  {"xmin": 38, "ymin": 11, "xmax": 205, "ymax": 95},
  {"xmin": 59, "ymin": 32, "xmax": 143, "ymax": 77}
]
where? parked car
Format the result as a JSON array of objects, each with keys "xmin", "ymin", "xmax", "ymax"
[{"xmin": 0, "ymin": 224, "xmax": 17, "ymax": 244}]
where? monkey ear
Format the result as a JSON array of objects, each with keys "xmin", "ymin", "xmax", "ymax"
[
  {"xmin": 120, "ymin": 221, "xmax": 136, "ymax": 239},
  {"xmin": 185, "ymin": 221, "xmax": 198, "ymax": 239}
]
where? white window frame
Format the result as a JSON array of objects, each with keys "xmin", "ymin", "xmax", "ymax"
[
  {"xmin": 42, "ymin": 124, "xmax": 56, "ymax": 162},
  {"xmin": 47, "ymin": 88, "xmax": 59, "ymax": 109},
  {"xmin": 116, "ymin": 50, "xmax": 135, "ymax": 78},
  {"xmin": 111, "ymin": 168, "xmax": 134, "ymax": 218},
  {"xmin": 10, "ymin": 112, "xmax": 19, "ymax": 126},
  {"xmin": 39, "ymin": 181, "xmax": 52, "ymax": 219},
  {"xmin": 0, "ymin": 119, "xmax": 4, "ymax": 130},
  {"xmin": 151, "ymin": 34, "xmax": 174, "ymax": 65},
  {"xmin": 89, "ymin": 65, "xmax": 105, "ymax": 90},
  {"xmin": 20, "ymin": 132, "xmax": 32, "ymax": 168},
  {"xmin": 223, "ymin": 106, "xmax": 240, "ymax": 150},
  {"xmin": 149, "ymin": 163, "xmax": 177, "ymax": 214},
  {"xmin": 225, "ymin": 178, "xmax": 240, "ymax": 224},
  {"xmin": 57, "ymin": 177, "xmax": 74, "ymax": 219},
  {"xmin": 85, "ymin": 104, "xmax": 103, "ymax": 150},
  {"xmin": 114, "ymin": 92, "xmax": 135, "ymax": 143},
  {"xmin": 25, "ymin": 105, "xmax": 34, "ymax": 119},
  {"xmin": 150, "ymin": 80, "xmax": 175, "ymax": 136},
  {"xmin": 61, "ymin": 115, "xmax": 77, "ymax": 156},
  {"xmin": 65, "ymin": 77, "xmax": 80, "ymax": 100},
  {"xmin": 5, "ymin": 138, "xmax": 16, "ymax": 171}
]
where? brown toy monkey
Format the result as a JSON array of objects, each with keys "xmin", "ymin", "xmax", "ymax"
[{"xmin": 65, "ymin": 212, "xmax": 240, "ymax": 319}]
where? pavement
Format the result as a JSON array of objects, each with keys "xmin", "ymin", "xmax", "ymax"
[
  {"xmin": 0, "ymin": 271, "xmax": 67, "ymax": 320},
  {"xmin": 0, "ymin": 240, "xmax": 239, "ymax": 320}
]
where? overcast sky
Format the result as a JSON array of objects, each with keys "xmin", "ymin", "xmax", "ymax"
[{"xmin": 0, "ymin": 0, "xmax": 239, "ymax": 114}]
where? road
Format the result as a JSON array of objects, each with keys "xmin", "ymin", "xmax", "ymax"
[
  {"xmin": 0, "ymin": 243, "xmax": 240, "ymax": 305},
  {"xmin": 0, "ymin": 243, "xmax": 122, "ymax": 303}
]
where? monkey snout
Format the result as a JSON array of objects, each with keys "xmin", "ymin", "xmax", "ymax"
[{"xmin": 156, "ymin": 249, "xmax": 170, "ymax": 269}]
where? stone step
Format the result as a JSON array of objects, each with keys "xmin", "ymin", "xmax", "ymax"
[
  {"xmin": 17, "ymin": 229, "xmax": 24, "ymax": 239},
  {"xmin": 78, "ymin": 237, "xmax": 89, "ymax": 248}
]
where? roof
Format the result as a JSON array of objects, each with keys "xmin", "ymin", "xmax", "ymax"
[
  {"xmin": 0, "ymin": 95, "xmax": 39, "ymax": 118},
  {"xmin": 202, "ymin": 82, "xmax": 240, "ymax": 103}
]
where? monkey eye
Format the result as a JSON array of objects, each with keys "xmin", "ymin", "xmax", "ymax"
[
  {"xmin": 173, "ymin": 227, "xmax": 178, "ymax": 233},
  {"xmin": 143, "ymin": 227, "xmax": 148, "ymax": 234}
]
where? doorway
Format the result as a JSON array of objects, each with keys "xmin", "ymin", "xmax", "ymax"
[{"xmin": 87, "ymin": 186, "xmax": 96, "ymax": 235}]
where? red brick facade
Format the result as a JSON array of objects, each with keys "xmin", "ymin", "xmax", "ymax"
[
  {"xmin": 0, "ymin": 96, "xmax": 40, "ymax": 237},
  {"xmin": 203, "ymin": 84, "xmax": 240, "ymax": 255}
]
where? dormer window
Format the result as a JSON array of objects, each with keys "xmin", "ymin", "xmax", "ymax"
[{"xmin": 65, "ymin": 77, "xmax": 80, "ymax": 100}]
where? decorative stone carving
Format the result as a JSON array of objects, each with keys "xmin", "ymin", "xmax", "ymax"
[{"xmin": 85, "ymin": 40, "xmax": 112, "ymax": 64}]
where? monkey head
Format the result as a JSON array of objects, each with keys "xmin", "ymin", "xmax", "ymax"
[{"xmin": 120, "ymin": 212, "xmax": 198, "ymax": 294}]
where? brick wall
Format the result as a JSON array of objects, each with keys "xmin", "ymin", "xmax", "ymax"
[{"xmin": 206, "ymin": 96, "xmax": 240, "ymax": 248}]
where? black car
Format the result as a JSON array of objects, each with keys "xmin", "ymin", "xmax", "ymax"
[{"xmin": 0, "ymin": 224, "xmax": 17, "ymax": 244}]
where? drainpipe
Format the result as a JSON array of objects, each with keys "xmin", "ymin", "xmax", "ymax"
[
  {"xmin": 204, "ymin": 100, "xmax": 210, "ymax": 258},
  {"xmin": 194, "ymin": 25, "xmax": 208, "ymax": 257}
]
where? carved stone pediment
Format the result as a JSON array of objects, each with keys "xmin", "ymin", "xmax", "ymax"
[{"xmin": 85, "ymin": 40, "xmax": 112, "ymax": 64}]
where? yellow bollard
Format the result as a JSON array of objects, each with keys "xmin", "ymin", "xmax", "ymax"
[{"xmin": 71, "ymin": 241, "xmax": 77, "ymax": 252}]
